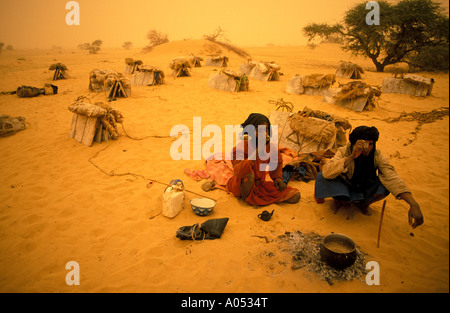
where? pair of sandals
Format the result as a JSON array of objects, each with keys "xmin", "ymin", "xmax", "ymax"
[{"xmin": 184, "ymin": 169, "xmax": 216, "ymax": 192}]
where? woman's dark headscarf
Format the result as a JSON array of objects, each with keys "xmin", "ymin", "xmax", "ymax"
[
  {"xmin": 349, "ymin": 126, "xmax": 380, "ymax": 191},
  {"xmin": 241, "ymin": 113, "xmax": 272, "ymax": 137}
]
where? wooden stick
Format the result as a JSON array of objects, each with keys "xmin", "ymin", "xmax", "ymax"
[
  {"xmin": 377, "ymin": 200, "xmax": 387, "ymax": 248},
  {"xmin": 148, "ymin": 179, "xmax": 218, "ymax": 202}
]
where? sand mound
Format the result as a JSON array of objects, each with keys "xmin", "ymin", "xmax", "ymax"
[{"xmin": 140, "ymin": 39, "xmax": 250, "ymax": 70}]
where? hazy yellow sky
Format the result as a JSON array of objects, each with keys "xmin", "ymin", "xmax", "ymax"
[{"xmin": 0, "ymin": 0, "xmax": 448, "ymax": 49}]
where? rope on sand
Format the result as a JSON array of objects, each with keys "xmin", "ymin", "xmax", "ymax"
[
  {"xmin": 120, "ymin": 123, "xmax": 172, "ymax": 140},
  {"xmin": 88, "ymin": 146, "xmax": 218, "ymax": 200},
  {"xmin": 383, "ymin": 107, "xmax": 449, "ymax": 145}
]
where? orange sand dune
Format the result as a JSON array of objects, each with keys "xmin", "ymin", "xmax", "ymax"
[{"xmin": 0, "ymin": 41, "xmax": 448, "ymax": 293}]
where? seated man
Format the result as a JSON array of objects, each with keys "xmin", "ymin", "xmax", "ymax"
[
  {"xmin": 314, "ymin": 125, "xmax": 424, "ymax": 228},
  {"xmin": 226, "ymin": 113, "xmax": 301, "ymax": 206}
]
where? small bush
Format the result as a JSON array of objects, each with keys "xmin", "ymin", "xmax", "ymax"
[
  {"xmin": 78, "ymin": 40, "xmax": 103, "ymax": 54},
  {"xmin": 143, "ymin": 30, "xmax": 169, "ymax": 52},
  {"xmin": 122, "ymin": 41, "xmax": 133, "ymax": 50}
]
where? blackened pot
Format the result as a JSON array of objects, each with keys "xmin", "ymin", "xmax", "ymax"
[{"xmin": 320, "ymin": 233, "xmax": 357, "ymax": 269}]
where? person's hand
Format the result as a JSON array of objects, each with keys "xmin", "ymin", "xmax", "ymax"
[
  {"xmin": 351, "ymin": 140, "xmax": 366, "ymax": 159},
  {"xmin": 408, "ymin": 202, "xmax": 424, "ymax": 229},
  {"xmin": 274, "ymin": 179, "xmax": 286, "ymax": 191},
  {"xmin": 399, "ymin": 192, "xmax": 424, "ymax": 229}
]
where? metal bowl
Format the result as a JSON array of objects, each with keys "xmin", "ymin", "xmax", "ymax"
[
  {"xmin": 320, "ymin": 233, "xmax": 357, "ymax": 269},
  {"xmin": 190, "ymin": 198, "xmax": 216, "ymax": 216}
]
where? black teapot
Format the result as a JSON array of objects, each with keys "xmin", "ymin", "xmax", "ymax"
[{"xmin": 258, "ymin": 210, "xmax": 274, "ymax": 222}]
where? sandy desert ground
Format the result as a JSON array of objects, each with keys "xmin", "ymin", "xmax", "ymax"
[{"xmin": 0, "ymin": 40, "xmax": 448, "ymax": 293}]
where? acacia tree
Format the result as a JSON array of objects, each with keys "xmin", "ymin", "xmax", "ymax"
[{"xmin": 303, "ymin": 0, "xmax": 449, "ymax": 72}]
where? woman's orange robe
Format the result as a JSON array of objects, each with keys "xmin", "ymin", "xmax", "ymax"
[{"xmin": 226, "ymin": 140, "xmax": 299, "ymax": 206}]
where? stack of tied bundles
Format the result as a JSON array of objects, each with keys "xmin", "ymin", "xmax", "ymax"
[{"xmin": 68, "ymin": 100, "xmax": 124, "ymax": 147}]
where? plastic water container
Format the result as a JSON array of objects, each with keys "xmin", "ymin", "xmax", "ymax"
[{"xmin": 162, "ymin": 180, "xmax": 185, "ymax": 218}]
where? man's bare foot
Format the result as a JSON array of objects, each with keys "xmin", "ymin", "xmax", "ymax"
[
  {"xmin": 347, "ymin": 205, "xmax": 356, "ymax": 220},
  {"xmin": 331, "ymin": 199, "xmax": 343, "ymax": 214},
  {"xmin": 357, "ymin": 202, "xmax": 372, "ymax": 216}
]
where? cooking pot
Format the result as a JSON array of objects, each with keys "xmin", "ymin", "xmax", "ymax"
[{"xmin": 320, "ymin": 233, "xmax": 357, "ymax": 269}]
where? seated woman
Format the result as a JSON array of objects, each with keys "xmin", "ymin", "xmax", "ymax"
[
  {"xmin": 226, "ymin": 113, "xmax": 301, "ymax": 206},
  {"xmin": 314, "ymin": 125, "xmax": 424, "ymax": 228}
]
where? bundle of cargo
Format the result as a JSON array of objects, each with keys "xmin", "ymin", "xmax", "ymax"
[
  {"xmin": 268, "ymin": 107, "xmax": 352, "ymax": 154},
  {"xmin": 89, "ymin": 69, "xmax": 117, "ymax": 92},
  {"xmin": 131, "ymin": 65, "xmax": 165, "ymax": 86},
  {"xmin": 188, "ymin": 54, "xmax": 203, "ymax": 67},
  {"xmin": 239, "ymin": 59, "xmax": 254, "ymax": 75},
  {"xmin": 169, "ymin": 57, "xmax": 192, "ymax": 77},
  {"xmin": 49, "ymin": 63, "xmax": 69, "ymax": 80},
  {"xmin": 106, "ymin": 76, "xmax": 131, "ymax": 99},
  {"xmin": 323, "ymin": 81, "xmax": 381, "ymax": 112},
  {"xmin": 208, "ymin": 69, "xmax": 249, "ymax": 92},
  {"xmin": 0, "ymin": 115, "xmax": 26, "ymax": 137},
  {"xmin": 205, "ymin": 55, "xmax": 229, "ymax": 67},
  {"xmin": 335, "ymin": 61, "xmax": 364, "ymax": 79},
  {"xmin": 88, "ymin": 69, "xmax": 131, "ymax": 99},
  {"xmin": 286, "ymin": 74, "xmax": 336, "ymax": 96},
  {"xmin": 247, "ymin": 61, "xmax": 281, "ymax": 81},
  {"xmin": 124, "ymin": 58, "xmax": 143, "ymax": 74},
  {"xmin": 16, "ymin": 84, "xmax": 58, "ymax": 98},
  {"xmin": 381, "ymin": 74, "xmax": 434, "ymax": 97},
  {"xmin": 68, "ymin": 100, "xmax": 124, "ymax": 146}
]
